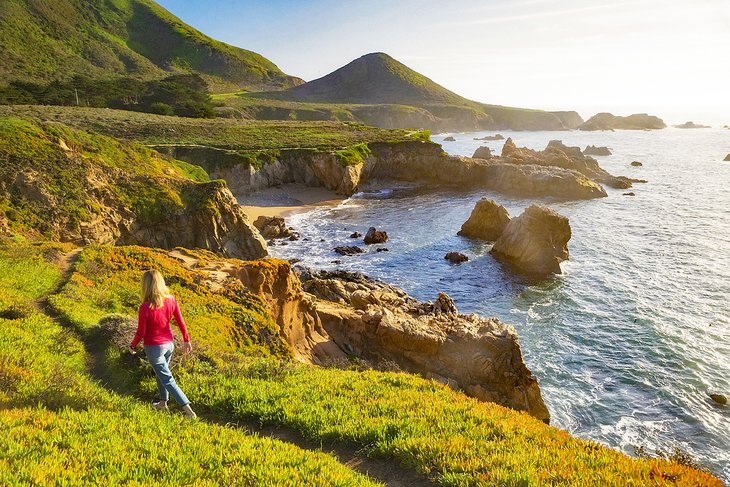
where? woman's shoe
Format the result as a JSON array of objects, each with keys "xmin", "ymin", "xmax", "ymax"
[
  {"xmin": 152, "ymin": 401, "xmax": 169, "ymax": 412},
  {"xmin": 182, "ymin": 404, "xmax": 197, "ymax": 419}
]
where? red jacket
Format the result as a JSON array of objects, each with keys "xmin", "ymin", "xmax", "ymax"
[{"xmin": 131, "ymin": 296, "xmax": 190, "ymax": 348}]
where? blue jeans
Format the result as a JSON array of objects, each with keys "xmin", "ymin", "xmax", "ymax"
[{"xmin": 144, "ymin": 342, "xmax": 190, "ymax": 407}]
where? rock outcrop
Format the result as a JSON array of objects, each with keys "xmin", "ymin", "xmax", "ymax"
[
  {"xmin": 579, "ymin": 113, "xmax": 666, "ymax": 131},
  {"xmin": 472, "ymin": 146, "xmax": 493, "ymax": 159},
  {"xmin": 254, "ymin": 216, "xmax": 294, "ymax": 239},
  {"xmin": 474, "ymin": 134, "xmax": 505, "ymax": 141},
  {"xmin": 443, "ymin": 136, "xmax": 456, "ymax": 142},
  {"xmin": 501, "ymin": 139, "xmax": 636, "ymax": 189},
  {"xmin": 674, "ymin": 121, "xmax": 710, "ymax": 129},
  {"xmin": 364, "ymin": 227, "xmax": 388, "ymax": 244},
  {"xmin": 0, "ymin": 120, "xmax": 267, "ymax": 260},
  {"xmin": 583, "ymin": 145, "xmax": 612, "ymax": 156},
  {"xmin": 232, "ymin": 264, "xmax": 550, "ymax": 422},
  {"xmin": 631, "ymin": 161, "xmax": 643, "ymax": 167},
  {"xmin": 445, "ymin": 252, "xmax": 468, "ymax": 264},
  {"xmin": 724, "ymin": 154, "xmax": 730, "ymax": 162},
  {"xmin": 458, "ymin": 198, "xmax": 510, "ymax": 240},
  {"xmin": 334, "ymin": 246, "xmax": 364, "ymax": 256},
  {"xmin": 491, "ymin": 205, "xmax": 571, "ymax": 276}
]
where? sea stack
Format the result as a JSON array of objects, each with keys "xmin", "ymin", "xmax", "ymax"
[
  {"xmin": 490, "ymin": 205, "xmax": 571, "ymax": 275},
  {"xmin": 458, "ymin": 198, "xmax": 510, "ymax": 240}
]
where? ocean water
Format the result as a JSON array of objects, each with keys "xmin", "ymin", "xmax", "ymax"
[{"xmin": 269, "ymin": 128, "xmax": 730, "ymax": 480}]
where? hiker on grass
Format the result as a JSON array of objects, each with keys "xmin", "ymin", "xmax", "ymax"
[{"xmin": 129, "ymin": 270, "xmax": 197, "ymax": 419}]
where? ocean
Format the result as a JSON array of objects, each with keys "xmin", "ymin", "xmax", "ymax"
[{"xmin": 269, "ymin": 128, "xmax": 730, "ymax": 481}]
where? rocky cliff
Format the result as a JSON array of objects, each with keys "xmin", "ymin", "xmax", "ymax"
[
  {"xmin": 225, "ymin": 259, "xmax": 550, "ymax": 423},
  {"xmin": 0, "ymin": 118, "xmax": 266, "ymax": 259},
  {"xmin": 163, "ymin": 140, "xmax": 610, "ymax": 201}
]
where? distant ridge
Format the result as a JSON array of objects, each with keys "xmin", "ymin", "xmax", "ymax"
[
  {"xmin": 241, "ymin": 52, "xmax": 584, "ymax": 131},
  {"xmin": 0, "ymin": 0, "xmax": 302, "ymax": 92}
]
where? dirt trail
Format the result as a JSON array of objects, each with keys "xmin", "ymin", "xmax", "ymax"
[{"xmin": 37, "ymin": 248, "xmax": 433, "ymax": 487}]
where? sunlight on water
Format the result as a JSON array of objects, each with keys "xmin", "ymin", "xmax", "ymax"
[{"xmin": 273, "ymin": 128, "xmax": 730, "ymax": 481}]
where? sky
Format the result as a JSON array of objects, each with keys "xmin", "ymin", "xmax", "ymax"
[{"xmin": 156, "ymin": 0, "xmax": 730, "ymax": 124}]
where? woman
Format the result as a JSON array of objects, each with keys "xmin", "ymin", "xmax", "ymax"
[{"xmin": 129, "ymin": 270, "xmax": 197, "ymax": 419}]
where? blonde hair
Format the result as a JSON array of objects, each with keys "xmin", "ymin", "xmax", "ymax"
[{"xmin": 141, "ymin": 270, "xmax": 170, "ymax": 309}]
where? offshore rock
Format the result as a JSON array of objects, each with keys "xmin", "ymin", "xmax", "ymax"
[
  {"xmin": 334, "ymin": 246, "xmax": 364, "ymax": 256},
  {"xmin": 458, "ymin": 198, "xmax": 510, "ymax": 241},
  {"xmin": 491, "ymin": 205, "xmax": 571, "ymax": 276},
  {"xmin": 579, "ymin": 112, "xmax": 666, "ymax": 131},
  {"xmin": 445, "ymin": 252, "xmax": 469, "ymax": 264},
  {"xmin": 583, "ymin": 145, "xmax": 612, "ymax": 156},
  {"xmin": 364, "ymin": 227, "xmax": 388, "ymax": 244}
]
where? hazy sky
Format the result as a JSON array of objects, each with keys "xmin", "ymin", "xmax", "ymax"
[{"xmin": 156, "ymin": 0, "xmax": 730, "ymax": 124}]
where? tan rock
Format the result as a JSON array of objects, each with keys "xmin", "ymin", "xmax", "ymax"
[
  {"xmin": 228, "ymin": 264, "xmax": 551, "ymax": 423},
  {"xmin": 491, "ymin": 205, "xmax": 571, "ymax": 275},
  {"xmin": 458, "ymin": 198, "xmax": 510, "ymax": 240}
]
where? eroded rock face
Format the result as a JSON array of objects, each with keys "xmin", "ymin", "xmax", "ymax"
[
  {"xmin": 238, "ymin": 266, "xmax": 550, "ymax": 423},
  {"xmin": 491, "ymin": 205, "xmax": 571, "ymax": 276},
  {"xmin": 458, "ymin": 198, "xmax": 510, "ymax": 240}
]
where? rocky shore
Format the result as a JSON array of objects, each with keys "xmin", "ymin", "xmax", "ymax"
[{"xmin": 221, "ymin": 258, "xmax": 550, "ymax": 422}]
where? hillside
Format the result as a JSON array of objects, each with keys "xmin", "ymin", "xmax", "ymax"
[
  {"xmin": 0, "ymin": 0, "xmax": 302, "ymax": 92},
  {"xmin": 240, "ymin": 53, "xmax": 584, "ymax": 131},
  {"xmin": 0, "ymin": 237, "xmax": 721, "ymax": 485}
]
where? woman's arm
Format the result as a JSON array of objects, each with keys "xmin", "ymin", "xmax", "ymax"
[
  {"xmin": 171, "ymin": 297, "xmax": 191, "ymax": 343},
  {"xmin": 130, "ymin": 305, "xmax": 147, "ymax": 349}
]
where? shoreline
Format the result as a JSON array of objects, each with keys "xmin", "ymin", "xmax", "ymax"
[{"xmin": 239, "ymin": 183, "xmax": 346, "ymax": 220}]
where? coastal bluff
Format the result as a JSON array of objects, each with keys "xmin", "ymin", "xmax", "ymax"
[{"xmin": 158, "ymin": 138, "xmax": 627, "ymax": 202}]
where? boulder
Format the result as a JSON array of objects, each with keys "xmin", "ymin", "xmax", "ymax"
[
  {"xmin": 458, "ymin": 198, "xmax": 510, "ymax": 240},
  {"xmin": 623, "ymin": 192, "xmax": 635, "ymax": 197},
  {"xmin": 445, "ymin": 252, "xmax": 469, "ymax": 264},
  {"xmin": 724, "ymin": 154, "xmax": 730, "ymax": 162},
  {"xmin": 334, "ymin": 246, "xmax": 364, "ymax": 256},
  {"xmin": 472, "ymin": 146, "xmax": 493, "ymax": 159},
  {"xmin": 583, "ymin": 145, "xmax": 612, "ymax": 156},
  {"xmin": 253, "ymin": 216, "xmax": 293, "ymax": 239},
  {"xmin": 376, "ymin": 247, "xmax": 389, "ymax": 252},
  {"xmin": 443, "ymin": 136, "xmax": 456, "ymax": 142},
  {"xmin": 364, "ymin": 227, "xmax": 388, "ymax": 244},
  {"xmin": 434, "ymin": 292, "xmax": 457, "ymax": 314},
  {"xmin": 491, "ymin": 205, "xmax": 571, "ymax": 276},
  {"xmin": 709, "ymin": 393, "xmax": 727, "ymax": 405},
  {"xmin": 631, "ymin": 161, "xmax": 643, "ymax": 167},
  {"xmin": 349, "ymin": 231, "xmax": 362, "ymax": 238}
]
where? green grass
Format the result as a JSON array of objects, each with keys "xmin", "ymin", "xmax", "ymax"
[
  {"xmin": 44, "ymin": 243, "xmax": 722, "ymax": 487},
  {"xmin": 0, "ymin": 237, "xmax": 378, "ymax": 486},
  {"xmin": 0, "ymin": 0, "xmax": 300, "ymax": 93},
  {"xmin": 0, "ymin": 105, "xmax": 430, "ymax": 151},
  {"xmin": 336, "ymin": 143, "xmax": 372, "ymax": 166}
]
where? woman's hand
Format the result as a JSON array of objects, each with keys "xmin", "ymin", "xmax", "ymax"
[
  {"xmin": 184, "ymin": 341, "xmax": 193, "ymax": 354},
  {"xmin": 129, "ymin": 345, "xmax": 137, "ymax": 355}
]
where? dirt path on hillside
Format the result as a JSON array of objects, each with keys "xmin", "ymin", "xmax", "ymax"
[{"xmin": 36, "ymin": 248, "xmax": 434, "ymax": 487}]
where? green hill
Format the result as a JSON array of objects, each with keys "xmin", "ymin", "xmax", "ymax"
[
  {"xmin": 239, "ymin": 53, "xmax": 584, "ymax": 131},
  {"xmin": 0, "ymin": 0, "xmax": 302, "ymax": 93}
]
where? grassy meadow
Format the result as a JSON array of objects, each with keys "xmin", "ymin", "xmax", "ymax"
[{"xmin": 0, "ymin": 238, "xmax": 716, "ymax": 486}]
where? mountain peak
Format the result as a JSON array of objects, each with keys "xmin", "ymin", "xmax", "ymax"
[{"xmin": 278, "ymin": 52, "xmax": 469, "ymax": 105}]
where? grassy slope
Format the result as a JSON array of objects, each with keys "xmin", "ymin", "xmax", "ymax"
[
  {"xmin": 0, "ymin": 0, "xmax": 301, "ymax": 92},
  {"xmin": 0, "ymin": 238, "xmax": 378, "ymax": 486},
  {"xmin": 39, "ymin": 243, "xmax": 722, "ymax": 486},
  {"xmin": 0, "ymin": 116, "xmax": 223, "ymax": 239},
  {"xmin": 0, "ymin": 105, "xmax": 428, "ymax": 150}
]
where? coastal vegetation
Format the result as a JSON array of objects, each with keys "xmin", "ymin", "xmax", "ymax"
[{"xmin": 0, "ymin": 237, "xmax": 721, "ymax": 485}]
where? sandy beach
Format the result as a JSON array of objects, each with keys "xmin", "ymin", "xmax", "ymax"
[{"xmin": 238, "ymin": 183, "xmax": 345, "ymax": 220}]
